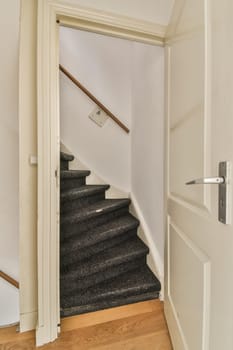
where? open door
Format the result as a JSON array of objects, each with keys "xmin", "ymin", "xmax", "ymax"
[{"xmin": 165, "ymin": 0, "xmax": 233, "ymax": 349}]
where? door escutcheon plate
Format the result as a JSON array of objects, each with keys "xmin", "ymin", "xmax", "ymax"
[{"xmin": 219, "ymin": 161, "xmax": 231, "ymax": 224}]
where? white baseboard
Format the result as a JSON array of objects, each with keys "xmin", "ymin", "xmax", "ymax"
[
  {"xmin": 20, "ymin": 310, "xmax": 37, "ymax": 332},
  {"xmin": 129, "ymin": 193, "xmax": 164, "ymax": 299}
]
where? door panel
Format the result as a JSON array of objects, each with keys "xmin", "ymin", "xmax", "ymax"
[
  {"xmin": 168, "ymin": 221, "xmax": 210, "ymax": 350},
  {"xmin": 170, "ymin": 35, "xmax": 204, "ymax": 128},
  {"xmin": 169, "ymin": 6, "xmax": 207, "ymax": 210},
  {"xmin": 170, "ymin": 112, "xmax": 204, "ymax": 206},
  {"xmin": 165, "ymin": 0, "xmax": 233, "ymax": 349}
]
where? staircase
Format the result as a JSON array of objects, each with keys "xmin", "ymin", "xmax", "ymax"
[{"xmin": 60, "ymin": 151, "xmax": 161, "ymax": 317}]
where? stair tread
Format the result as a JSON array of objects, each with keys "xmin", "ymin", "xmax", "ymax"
[
  {"xmin": 61, "ymin": 185, "xmax": 110, "ymax": 201},
  {"xmin": 61, "ymin": 198, "xmax": 131, "ymax": 225},
  {"xmin": 61, "ymin": 170, "xmax": 90, "ymax": 179},
  {"xmin": 60, "ymin": 151, "xmax": 74, "ymax": 161},
  {"xmin": 60, "ymin": 149, "xmax": 160, "ymax": 317},
  {"xmin": 61, "ymin": 265, "xmax": 161, "ymax": 312},
  {"xmin": 61, "ymin": 236, "xmax": 148, "ymax": 280},
  {"xmin": 61, "ymin": 291, "xmax": 159, "ymax": 317},
  {"xmin": 61, "ymin": 214, "xmax": 139, "ymax": 254}
]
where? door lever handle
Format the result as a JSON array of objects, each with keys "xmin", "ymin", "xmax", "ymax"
[
  {"xmin": 185, "ymin": 162, "xmax": 231, "ymax": 224},
  {"xmin": 186, "ymin": 177, "xmax": 225, "ymax": 185}
]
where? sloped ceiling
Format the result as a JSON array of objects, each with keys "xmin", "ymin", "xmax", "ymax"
[{"xmin": 64, "ymin": 0, "xmax": 175, "ymax": 25}]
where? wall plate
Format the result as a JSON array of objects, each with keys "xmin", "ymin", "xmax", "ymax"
[
  {"xmin": 89, "ymin": 106, "xmax": 109, "ymax": 127},
  {"xmin": 218, "ymin": 161, "xmax": 231, "ymax": 225}
]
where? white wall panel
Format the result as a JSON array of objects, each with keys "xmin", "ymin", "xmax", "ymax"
[
  {"xmin": 0, "ymin": 0, "xmax": 20, "ymax": 325},
  {"xmin": 168, "ymin": 222, "xmax": 210, "ymax": 350}
]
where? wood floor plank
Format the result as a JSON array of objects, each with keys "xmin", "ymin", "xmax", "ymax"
[
  {"xmin": 0, "ymin": 325, "xmax": 34, "ymax": 345},
  {"xmin": 94, "ymin": 331, "xmax": 172, "ymax": 350},
  {"xmin": 0, "ymin": 301, "xmax": 172, "ymax": 350},
  {"xmin": 61, "ymin": 299, "xmax": 163, "ymax": 332},
  {"xmin": 57, "ymin": 312, "xmax": 164, "ymax": 349}
]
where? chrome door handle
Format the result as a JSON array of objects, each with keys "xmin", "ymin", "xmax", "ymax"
[
  {"xmin": 186, "ymin": 177, "xmax": 225, "ymax": 185},
  {"xmin": 185, "ymin": 161, "xmax": 231, "ymax": 225}
]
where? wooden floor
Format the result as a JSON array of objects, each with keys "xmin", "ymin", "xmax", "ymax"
[{"xmin": 0, "ymin": 300, "xmax": 172, "ymax": 349}]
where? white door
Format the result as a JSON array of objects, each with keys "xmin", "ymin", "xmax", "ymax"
[{"xmin": 165, "ymin": 0, "xmax": 233, "ymax": 349}]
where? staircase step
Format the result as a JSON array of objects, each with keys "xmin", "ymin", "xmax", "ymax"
[
  {"xmin": 61, "ymin": 199, "xmax": 131, "ymax": 239},
  {"xmin": 61, "ymin": 185, "xmax": 110, "ymax": 213},
  {"xmin": 60, "ymin": 152, "xmax": 74, "ymax": 161},
  {"xmin": 61, "ymin": 214, "xmax": 139, "ymax": 265},
  {"xmin": 61, "ymin": 265, "xmax": 161, "ymax": 316},
  {"xmin": 60, "ymin": 152, "xmax": 74, "ymax": 170},
  {"xmin": 61, "ymin": 170, "xmax": 91, "ymax": 179},
  {"xmin": 61, "ymin": 199, "xmax": 131, "ymax": 225},
  {"xmin": 60, "ymin": 237, "xmax": 149, "ymax": 295},
  {"xmin": 61, "ymin": 161, "xmax": 68, "ymax": 171},
  {"xmin": 61, "ymin": 170, "xmax": 91, "ymax": 190},
  {"xmin": 59, "ymin": 149, "xmax": 161, "ymax": 318}
]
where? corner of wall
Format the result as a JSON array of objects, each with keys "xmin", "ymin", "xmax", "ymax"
[{"xmin": 129, "ymin": 193, "xmax": 164, "ymax": 299}]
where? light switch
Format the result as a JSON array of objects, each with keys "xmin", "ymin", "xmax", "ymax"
[{"xmin": 89, "ymin": 106, "xmax": 109, "ymax": 127}]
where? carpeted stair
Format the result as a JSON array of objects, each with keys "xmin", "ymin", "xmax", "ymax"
[{"xmin": 60, "ymin": 151, "xmax": 161, "ymax": 317}]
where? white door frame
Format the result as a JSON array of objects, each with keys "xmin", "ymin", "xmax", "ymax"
[{"xmin": 36, "ymin": 0, "xmax": 166, "ymax": 346}]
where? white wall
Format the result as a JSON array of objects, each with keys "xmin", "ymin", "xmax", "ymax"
[
  {"xmin": 0, "ymin": 279, "xmax": 19, "ymax": 326},
  {"xmin": 0, "ymin": 0, "xmax": 20, "ymax": 325},
  {"xmin": 64, "ymin": 0, "xmax": 174, "ymax": 25},
  {"xmin": 19, "ymin": 0, "xmax": 38, "ymax": 331},
  {"xmin": 60, "ymin": 28, "xmax": 132, "ymax": 192},
  {"xmin": 60, "ymin": 28, "xmax": 165, "ymax": 278},
  {"xmin": 131, "ymin": 43, "xmax": 165, "ymax": 278}
]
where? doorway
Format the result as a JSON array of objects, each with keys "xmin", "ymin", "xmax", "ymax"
[
  {"xmin": 58, "ymin": 26, "xmax": 165, "ymax": 320},
  {"xmin": 36, "ymin": 2, "xmax": 166, "ymax": 345}
]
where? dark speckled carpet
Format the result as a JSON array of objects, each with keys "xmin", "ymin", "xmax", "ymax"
[{"xmin": 60, "ymin": 151, "xmax": 161, "ymax": 317}]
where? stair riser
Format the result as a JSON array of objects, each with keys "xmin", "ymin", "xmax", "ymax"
[
  {"xmin": 59, "ymin": 151, "xmax": 160, "ymax": 318},
  {"xmin": 60, "ymin": 206, "xmax": 129, "ymax": 241},
  {"xmin": 61, "ymin": 229, "xmax": 137, "ymax": 267},
  {"xmin": 61, "ymin": 192, "xmax": 106, "ymax": 214},
  {"xmin": 61, "ymin": 291, "xmax": 160, "ymax": 316},
  {"xmin": 61, "ymin": 160, "xmax": 69, "ymax": 170},
  {"xmin": 60, "ymin": 256, "xmax": 147, "ymax": 298},
  {"xmin": 61, "ymin": 177, "xmax": 86, "ymax": 191}
]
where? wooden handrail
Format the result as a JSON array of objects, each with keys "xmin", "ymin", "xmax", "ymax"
[
  {"xmin": 59, "ymin": 64, "xmax": 130, "ymax": 134},
  {"xmin": 0, "ymin": 271, "xmax": 19, "ymax": 289}
]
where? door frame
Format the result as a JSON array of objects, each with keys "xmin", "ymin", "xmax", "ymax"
[{"xmin": 36, "ymin": 0, "xmax": 166, "ymax": 346}]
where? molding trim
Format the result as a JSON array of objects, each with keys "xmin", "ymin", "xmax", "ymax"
[
  {"xmin": 19, "ymin": 0, "xmax": 38, "ymax": 334},
  {"xmin": 37, "ymin": 0, "xmax": 167, "ymax": 346},
  {"xmin": 129, "ymin": 193, "xmax": 164, "ymax": 298},
  {"xmin": 165, "ymin": 0, "xmax": 185, "ymax": 41},
  {"xmin": 53, "ymin": 2, "xmax": 166, "ymax": 46},
  {"xmin": 37, "ymin": 0, "xmax": 60, "ymax": 346}
]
